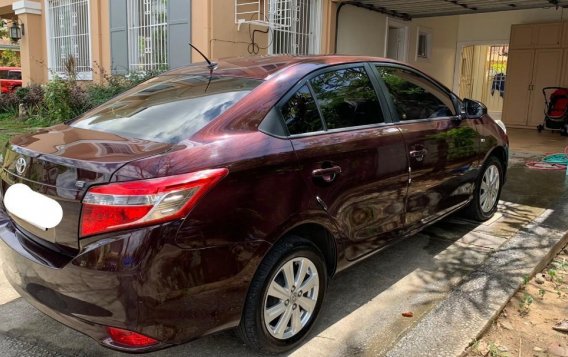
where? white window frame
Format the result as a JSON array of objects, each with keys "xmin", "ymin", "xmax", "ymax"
[
  {"xmin": 452, "ymin": 40, "xmax": 509, "ymax": 94},
  {"xmin": 269, "ymin": 0, "xmax": 322, "ymax": 56},
  {"xmin": 416, "ymin": 27, "xmax": 432, "ymax": 61},
  {"xmin": 45, "ymin": 0, "xmax": 93, "ymax": 81},
  {"xmin": 126, "ymin": 0, "xmax": 169, "ymax": 72}
]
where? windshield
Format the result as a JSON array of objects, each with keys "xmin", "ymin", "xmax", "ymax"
[{"xmin": 72, "ymin": 75, "xmax": 262, "ymax": 143}]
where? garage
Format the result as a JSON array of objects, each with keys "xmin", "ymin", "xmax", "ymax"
[{"xmin": 335, "ymin": 1, "xmax": 568, "ymax": 140}]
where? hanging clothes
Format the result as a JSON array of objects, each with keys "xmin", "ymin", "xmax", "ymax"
[{"xmin": 491, "ymin": 73, "xmax": 506, "ymax": 97}]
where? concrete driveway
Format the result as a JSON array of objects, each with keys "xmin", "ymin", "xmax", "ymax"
[{"xmin": 0, "ymin": 151, "xmax": 567, "ymax": 356}]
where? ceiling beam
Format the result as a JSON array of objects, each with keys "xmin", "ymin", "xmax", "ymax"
[{"xmin": 339, "ymin": 1, "xmax": 412, "ymax": 20}]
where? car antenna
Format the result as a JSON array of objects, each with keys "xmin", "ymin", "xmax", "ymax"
[{"xmin": 188, "ymin": 43, "xmax": 218, "ymax": 71}]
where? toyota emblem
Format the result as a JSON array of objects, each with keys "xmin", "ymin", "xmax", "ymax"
[{"xmin": 15, "ymin": 157, "xmax": 27, "ymax": 175}]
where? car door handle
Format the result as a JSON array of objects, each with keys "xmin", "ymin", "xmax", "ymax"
[
  {"xmin": 312, "ymin": 166, "xmax": 342, "ymax": 183},
  {"xmin": 409, "ymin": 149, "xmax": 428, "ymax": 161}
]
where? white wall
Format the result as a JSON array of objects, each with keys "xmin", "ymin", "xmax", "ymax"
[
  {"xmin": 336, "ymin": 5, "xmax": 387, "ymax": 57},
  {"xmin": 409, "ymin": 16, "xmax": 459, "ymax": 88},
  {"xmin": 336, "ymin": 5, "xmax": 567, "ymax": 90},
  {"xmin": 457, "ymin": 7, "xmax": 566, "ymax": 43},
  {"xmin": 336, "ymin": 4, "xmax": 458, "ymax": 88}
]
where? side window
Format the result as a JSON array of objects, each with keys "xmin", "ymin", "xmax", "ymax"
[
  {"xmin": 377, "ymin": 66, "xmax": 456, "ymax": 121},
  {"xmin": 309, "ymin": 67, "xmax": 384, "ymax": 129},
  {"xmin": 281, "ymin": 84, "xmax": 324, "ymax": 135},
  {"xmin": 8, "ymin": 71, "xmax": 21, "ymax": 80}
]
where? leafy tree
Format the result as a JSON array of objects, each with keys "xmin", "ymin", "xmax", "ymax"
[{"xmin": 0, "ymin": 49, "xmax": 20, "ymax": 67}]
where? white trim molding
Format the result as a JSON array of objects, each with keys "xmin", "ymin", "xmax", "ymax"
[
  {"xmin": 384, "ymin": 17, "xmax": 408, "ymax": 62},
  {"xmin": 452, "ymin": 40, "xmax": 509, "ymax": 93},
  {"xmin": 416, "ymin": 27, "xmax": 433, "ymax": 62},
  {"xmin": 12, "ymin": 0, "xmax": 42, "ymax": 15}
]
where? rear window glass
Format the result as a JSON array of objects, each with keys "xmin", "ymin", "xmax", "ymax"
[
  {"xmin": 7, "ymin": 71, "xmax": 21, "ymax": 80},
  {"xmin": 71, "ymin": 75, "xmax": 261, "ymax": 143}
]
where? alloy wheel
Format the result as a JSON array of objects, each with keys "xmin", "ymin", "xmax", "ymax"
[
  {"xmin": 480, "ymin": 164, "xmax": 500, "ymax": 213},
  {"xmin": 263, "ymin": 257, "xmax": 319, "ymax": 340}
]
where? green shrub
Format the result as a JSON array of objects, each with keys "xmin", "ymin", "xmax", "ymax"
[
  {"xmin": 15, "ymin": 85, "xmax": 44, "ymax": 114},
  {"xmin": 42, "ymin": 79, "xmax": 73, "ymax": 123},
  {"xmin": 68, "ymin": 84, "xmax": 90, "ymax": 115},
  {"xmin": 0, "ymin": 68, "xmax": 165, "ymax": 125},
  {"xmin": 86, "ymin": 79, "xmax": 130, "ymax": 107},
  {"xmin": 0, "ymin": 92, "xmax": 19, "ymax": 115}
]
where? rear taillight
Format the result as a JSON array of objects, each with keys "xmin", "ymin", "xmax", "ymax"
[
  {"xmin": 106, "ymin": 327, "xmax": 158, "ymax": 348},
  {"xmin": 80, "ymin": 168, "xmax": 228, "ymax": 237}
]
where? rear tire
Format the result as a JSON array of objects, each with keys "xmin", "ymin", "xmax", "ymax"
[
  {"xmin": 237, "ymin": 236, "xmax": 327, "ymax": 354},
  {"xmin": 463, "ymin": 155, "xmax": 504, "ymax": 222}
]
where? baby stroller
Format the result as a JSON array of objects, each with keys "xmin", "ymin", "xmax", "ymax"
[{"xmin": 537, "ymin": 87, "xmax": 568, "ymax": 136}]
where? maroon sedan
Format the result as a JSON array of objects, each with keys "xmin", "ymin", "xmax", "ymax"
[{"xmin": 0, "ymin": 56, "xmax": 508, "ymax": 353}]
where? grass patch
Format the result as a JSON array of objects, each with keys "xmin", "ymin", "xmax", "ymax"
[{"xmin": 0, "ymin": 114, "xmax": 44, "ymax": 149}]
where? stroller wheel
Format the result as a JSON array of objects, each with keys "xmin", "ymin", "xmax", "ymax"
[{"xmin": 537, "ymin": 124, "xmax": 544, "ymax": 133}]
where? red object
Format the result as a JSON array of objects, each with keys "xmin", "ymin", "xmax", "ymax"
[
  {"xmin": 402, "ymin": 312, "xmax": 414, "ymax": 318},
  {"xmin": 548, "ymin": 88, "xmax": 568, "ymax": 118},
  {"xmin": 0, "ymin": 67, "xmax": 22, "ymax": 93},
  {"xmin": 106, "ymin": 327, "xmax": 158, "ymax": 348},
  {"xmin": 80, "ymin": 168, "xmax": 228, "ymax": 237}
]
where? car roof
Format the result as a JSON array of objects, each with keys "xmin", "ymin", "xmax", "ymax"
[
  {"xmin": 0, "ymin": 67, "xmax": 21, "ymax": 71},
  {"xmin": 164, "ymin": 55, "xmax": 401, "ymax": 80}
]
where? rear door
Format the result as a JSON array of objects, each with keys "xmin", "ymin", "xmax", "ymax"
[
  {"xmin": 280, "ymin": 64, "xmax": 409, "ymax": 261},
  {"xmin": 373, "ymin": 65, "xmax": 480, "ymax": 232}
]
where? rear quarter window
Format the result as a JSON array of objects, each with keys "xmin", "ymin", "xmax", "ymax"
[{"xmin": 71, "ymin": 75, "xmax": 261, "ymax": 143}]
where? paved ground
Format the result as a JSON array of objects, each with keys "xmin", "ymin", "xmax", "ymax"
[{"xmin": 0, "ymin": 149, "xmax": 567, "ymax": 356}]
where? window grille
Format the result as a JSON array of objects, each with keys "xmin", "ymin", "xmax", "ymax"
[
  {"xmin": 127, "ymin": 0, "xmax": 169, "ymax": 72},
  {"xmin": 269, "ymin": 0, "xmax": 321, "ymax": 55},
  {"xmin": 46, "ymin": 0, "xmax": 91, "ymax": 80},
  {"xmin": 483, "ymin": 45, "xmax": 508, "ymax": 108}
]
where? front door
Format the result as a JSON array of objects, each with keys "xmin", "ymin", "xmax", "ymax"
[
  {"xmin": 279, "ymin": 65, "xmax": 409, "ymax": 261},
  {"xmin": 374, "ymin": 65, "xmax": 480, "ymax": 232}
]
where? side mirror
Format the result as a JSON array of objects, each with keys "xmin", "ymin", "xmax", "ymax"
[{"xmin": 462, "ymin": 98, "xmax": 488, "ymax": 119}]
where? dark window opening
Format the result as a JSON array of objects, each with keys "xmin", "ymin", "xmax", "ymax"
[{"xmin": 417, "ymin": 33, "xmax": 430, "ymax": 59}]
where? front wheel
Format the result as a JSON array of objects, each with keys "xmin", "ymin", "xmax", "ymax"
[
  {"xmin": 237, "ymin": 237, "xmax": 327, "ymax": 354},
  {"xmin": 463, "ymin": 156, "xmax": 503, "ymax": 221}
]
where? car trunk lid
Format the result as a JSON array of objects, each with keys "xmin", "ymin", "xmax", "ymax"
[{"xmin": 0, "ymin": 124, "xmax": 174, "ymax": 251}]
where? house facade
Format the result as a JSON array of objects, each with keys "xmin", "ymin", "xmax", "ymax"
[{"xmin": 1, "ymin": 0, "xmax": 567, "ymax": 129}]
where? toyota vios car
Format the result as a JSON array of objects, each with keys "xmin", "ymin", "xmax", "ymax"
[{"xmin": 0, "ymin": 56, "xmax": 508, "ymax": 353}]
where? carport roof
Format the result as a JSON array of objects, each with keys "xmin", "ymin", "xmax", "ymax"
[{"xmin": 345, "ymin": 0, "xmax": 568, "ymax": 19}]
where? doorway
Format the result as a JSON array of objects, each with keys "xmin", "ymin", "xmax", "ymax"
[
  {"xmin": 458, "ymin": 44, "xmax": 509, "ymax": 120},
  {"xmin": 385, "ymin": 20, "xmax": 407, "ymax": 62}
]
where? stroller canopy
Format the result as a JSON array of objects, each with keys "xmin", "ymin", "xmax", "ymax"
[{"xmin": 548, "ymin": 88, "xmax": 568, "ymax": 119}]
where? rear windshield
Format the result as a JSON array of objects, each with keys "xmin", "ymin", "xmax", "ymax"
[{"xmin": 72, "ymin": 75, "xmax": 262, "ymax": 143}]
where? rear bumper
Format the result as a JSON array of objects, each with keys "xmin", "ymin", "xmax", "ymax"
[
  {"xmin": 0, "ymin": 214, "xmax": 168, "ymax": 352},
  {"xmin": 0, "ymin": 210, "xmax": 271, "ymax": 352}
]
